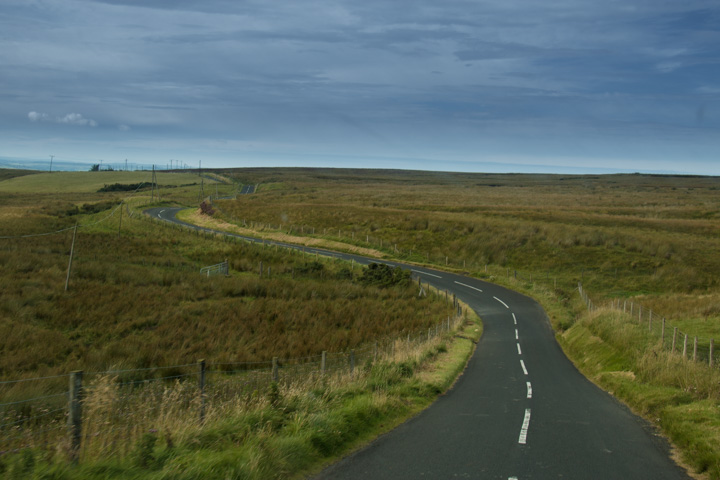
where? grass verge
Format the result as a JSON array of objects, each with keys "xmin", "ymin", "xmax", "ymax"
[
  {"xmin": 559, "ymin": 309, "xmax": 720, "ymax": 479},
  {"xmin": 0, "ymin": 308, "xmax": 482, "ymax": 480}
]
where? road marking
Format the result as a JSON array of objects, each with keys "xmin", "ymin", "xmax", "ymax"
[
  {"xmin": 512, "ymin": 313, "xmax": 517, "ymax": 324},
  {"xmin": 515, "ymin": 329, "xmax": 519, "ymax": 340},
  {"xmin": 453, "ymin": 280, "xmax": 482, "ymax": 292},
  {"xmin": 494, "ymin": 296, "xmax": 509, "ymax": 308},
  {"xmin": 520, "ymin": 359, "xmax": 528, "ymax": 375},
  {"xmin": 518, "ymin": 409, "xmax": 531, "ymax": 444},
  {"xmin": 517, "ymin": 343, "xmax": 522, "ymax": 355},
  {"xmin": 527, "ymin": 381, "xmax": 533, "ymax": 399},
  {"xmin": 509, "ymin": 477, "xmax": 518, "ymax": 480},
  {"xmin": 412, "ymin": 269, "xmax": 442, "ymax": 278}
]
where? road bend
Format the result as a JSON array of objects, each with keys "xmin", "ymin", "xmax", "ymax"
[{"xmin": 147, "ymin": 207, "xmax": 691, "ymax": 480}]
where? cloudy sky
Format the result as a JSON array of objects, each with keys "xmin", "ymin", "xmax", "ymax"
[{"xmin": 1, "ymin": 0, "xmax": 719, "ymax": 174}]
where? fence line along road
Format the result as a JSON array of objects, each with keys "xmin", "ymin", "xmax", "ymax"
[
  {"xmin": 579, "ymin": 283, "xmax": 716, "ymax": 367},
  {"xmin": 0, "ymin": 309, "xmax": 465, "ymax": 463}
]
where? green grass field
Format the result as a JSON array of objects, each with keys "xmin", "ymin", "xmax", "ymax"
[
  {"xmin": 0, "ymin": 168, "xmax": 471, "ymax": 479},
  {"xmin": 0, "ymin": 171, "xmax": 211, "ymax": 194},
  {"xmin": 3, "ymin": 167, "xmax": 720, "ymax": 478}
]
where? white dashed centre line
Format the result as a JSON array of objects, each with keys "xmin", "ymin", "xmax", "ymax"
[
  {"xmin": 509, "ymin": 477, "xmax": 519, "ymax": 480},
  {"xmin": 527, "ymin": 381, "xmax": 533, "ymax": 399},
  {"xmin": 515, "ymin": 329, "xmax": 519, "ymax": 340},
  {"xmin": 518, "ymin": 409, "xmax": 531, "ymax": 444},
  {"xmin": 494, "ymin": 296, "xmax": 509, "ymax": 308},
  {"xmin": 411, "ymin": 269, "xmax": 442, "ymax": 278},
  {"xmin": 517, "ymin": 343, "xmax": 522, "ymax": 355},
  {"xmin": 520, "ymin": 359, "xmax": 528, "ymax": 375},
  {"xmin": 453, "ymin": 280, "xmax": 482, "ymax": 292},
  {"xmin": 512, "ymin": 313, "xmax": 517, "ymax": 325}
]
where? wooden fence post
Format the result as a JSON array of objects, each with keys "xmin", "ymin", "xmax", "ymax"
[
  {"xmin": 661, "ymin": 318, "xmax": 666, "ymax": 345},
  {"xmin": 710, "ymin": 339, "xmax": 714, "ymax": 367},
  {"xmin": 693, "ymin": 337, "xmax": 698, "ymax": 362},
  {"xmin": 198, "ymin": 360, "xmax": 206, "ymax": 424},
  {"xmin": 672, "ymin": 327, "xmax": 678, "ymax": 353},
  {"xmin": 683, "ymin": 334, "xmax": 688, "ymax": 359},
  {"xmin": 68, "ymin": 371, "xmax": 83, "ymax": 462}
]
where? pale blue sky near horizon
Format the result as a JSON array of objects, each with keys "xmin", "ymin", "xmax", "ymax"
[{"xmin": 1, "ymin": 1, "xmax": 719, "ymax": 175}]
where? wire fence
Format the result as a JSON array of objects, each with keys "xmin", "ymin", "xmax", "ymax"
[
  {"xmin": 578, "ymin": 283, "xmax": 716, "ymax": 367},
  {"xmin": 0, "ymin": 309, "xmax": 466, "ymax": 463}
]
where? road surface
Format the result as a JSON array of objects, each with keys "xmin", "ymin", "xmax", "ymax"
[{"xmin": 147, "ymin": 206, "xmax": 691, "ymax": 480}]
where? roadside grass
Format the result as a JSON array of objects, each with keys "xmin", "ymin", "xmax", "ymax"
[
  {"xmin": 0, "ymin": 308, "xmax": 482, "ymax": 480},
  {"xmin": 177, "ymin": 207, "xmax": 386, "ymax": 259},
  {"xmin": 559, "ymin": 307, "xmax": 720, "ymax": 478}
]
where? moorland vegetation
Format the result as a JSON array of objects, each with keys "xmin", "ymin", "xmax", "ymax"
[
  {"xmin": 206, "ymin": 167, "xmax": 720, "ymax": 478},
  {"xmin": 3, "ymin": 166, "xmax": 720, "ymax": 477},
  {"xmin": 0, "ymin": 169, "xmax": 469, "ymax": 478}
]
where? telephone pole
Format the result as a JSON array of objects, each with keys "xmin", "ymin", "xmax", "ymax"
[
  {"xmin": 199, "ymin": 160, "xmax": 205, "ymax": 200},
  {"xmin": 151, "ymin": 165, "xmax": 159, "ymax": 202},
  {"xmin": 49, "ymin": 155, "xmax": 54, "ymax": 173},
  {"xmin": 65, "ymin": 224, "xmax": 78, "ymax": 292}
]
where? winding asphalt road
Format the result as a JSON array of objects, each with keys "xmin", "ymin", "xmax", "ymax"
[{"xmin": 147, "ymin": 206, "xmax": 691, "ymax": 480}]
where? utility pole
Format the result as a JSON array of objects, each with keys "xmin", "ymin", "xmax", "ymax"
[
  {"xmin": 65, "ymin": 224, "xmax": 78, "ymax": 292},
  {"xmin": 151, "ymin": 165, "xmax": 159, "ymax": 202},
  {"xmin": 199, "ymin": 160, "xmax": 205, "ymax": 200},
  {"xmin": 125, "ymin": 158, "xmax": 128, "ymax": 171},
  {"xmin": 49, "ymin": 155, "xmax": 54, "ymax": 173}
]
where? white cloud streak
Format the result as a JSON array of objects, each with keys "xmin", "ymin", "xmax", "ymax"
[{"xmin": 27, "ymin": 111, "xmax": 98, "ymax": 127}]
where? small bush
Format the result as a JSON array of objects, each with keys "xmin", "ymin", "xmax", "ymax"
[{"xmin": 358, "ymin": 263, "xmax": 410, "ymax": 288}]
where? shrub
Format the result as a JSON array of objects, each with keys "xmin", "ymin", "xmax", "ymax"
[{"xmin": 358, "ymin": 263, "xmax": 410, "ymax": 288}]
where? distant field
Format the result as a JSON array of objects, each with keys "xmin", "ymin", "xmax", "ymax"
[
  {"xmin": 0, "ymin": 168, "xmax": 38, "ymax": 182},
  {"xmin": 211, "ymin": 168, "xmax": 720, "ymax": 335},
  {"xmin": 0, "ymin": 170, "xmax": 212, "ymax": 193}
]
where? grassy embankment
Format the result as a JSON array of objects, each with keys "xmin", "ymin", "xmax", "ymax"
[
  {"xmin": 0, "ymin": 169, "xmax": 481, "ymax": 478},
  {"xmin": 202, "ymin": 168, "xmax": 720, "ymax": 478},
  {"xmin": 4, "ymin": 312, "xmax": 481, "ymax": 479}
]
